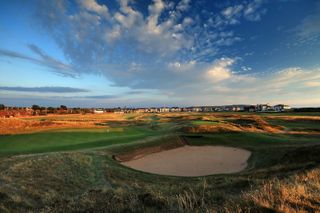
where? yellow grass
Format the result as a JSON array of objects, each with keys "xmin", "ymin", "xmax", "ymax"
[{"xmin": 240, "ymin": 168, "xmax": 320, "ymax": 212}]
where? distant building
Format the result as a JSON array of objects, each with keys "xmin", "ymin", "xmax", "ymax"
[
  {"xmin": 233, "ymin": 105, "xmax": 245, "ymax": 111},
  {"xmin": 114, "ymin": 111, "xmax": 124, "ymax": 114},
  {"xmin": 256, "ymin": 104, "xmax": 272, "ymax": 112},
  {"xmin": 244, "ymin": 105, "xmax": 256, "ymax": 112},
  {"xmin": 203, "ymin": 106, "xmax": 214, "ymax": 112},
  {"xmin": 274, "ymin": 104, "xmax": 291, "ymax": 112},
  {"xmin": 191, "ymin": 107, "xmax": 202, "ymax": 112},
  {"xmin": 170, "ymin": 107, "xmax": 181, "ymax": 112},
  {"xmin": 94, "ymin": 109, "xmax": 104, "ymax": 114},
  {"xmin": 160, "ymin": 107, "xmax": 170, "ymax": 113}
]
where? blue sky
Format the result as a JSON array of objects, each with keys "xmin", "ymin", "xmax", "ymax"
[{"xmin": 0, "ymin": 0, "xmax": 320, "ymax": 107}]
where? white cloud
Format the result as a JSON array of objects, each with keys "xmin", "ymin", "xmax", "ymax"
[
  {"xmin": 206, "ymin": 58, "xmax": 234, "ymax": 82},
  {"xmin": 176, "ymin": 0, "xmax": 191, "ymax": 12},
  {"xmin": 225, "ymin": 67, "xmax": 320, "ymax": 94},
  {"xmin": 243, "ymin": 0, "xmax": 265, "ymax": 21},
  {"xmin": 78, "ymin": 0, "xmax": 109, "ymax": 18},
  {"xmin": 114, "ymin": 0, "xmax": 143, "ymax": 29},
  {"xmin": 217, "ymin": 0, "xmax": 266, "ymax": 26},
  {"xmin": 305, "ymin": 81, "xmax": 320, "ymax": 87},
  {"xmin": 33, "ymin": 0, "xmax": 275, "ymax": 96},
  {"xmin": 216, "ymin": 36, "xmax": 242, "ymax": 46},
  {"xmin": 241, "ymin": 66, "xmax": 252, "ymax": 71},
  {"xmin": 292, "ymin": 2, "xmax": 320, "ymax": 45},
  {"xmin": 266, "ymin": 68, "xmax": 320, "ymax": 90},
  {"xmin": 168, "ymin": 60, "xmax": 196, "ymax": 72},
  {"xmin": 106, "ymin": 25, "xmax": 121, "ymax": 42},
  {"xmin": 222, "ymin": 5, "xmax": 243, "ymax": 19},
  {"xmin": 165, "ymin": 65, "xmax": 320, "ymax": 107},
  {"xmin": 147, "ymin": 0, "xmax": 166, "ymax": 33},
  {"xmin": 36, "ymin": 0, "xmax": 269, "ymax": 71}
]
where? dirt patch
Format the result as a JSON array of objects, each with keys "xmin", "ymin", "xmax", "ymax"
[{"xmin": 121, "ymin": 146, "xmax": 251, "ymax": 177}]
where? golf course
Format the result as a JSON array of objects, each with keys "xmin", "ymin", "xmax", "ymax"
[{"xmin": 0, "ymin": 112, "xmax": 319, "ymax": 212}]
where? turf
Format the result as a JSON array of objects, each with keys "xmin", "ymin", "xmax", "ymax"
[
  {"xmin": 191, "ymin": 120, "xmax": 219, "ymax": 125},
  {"xmin": 267, "ymin": 118, "xmax": 320, "ymax": 130},
  {"xmin": 0, "ymin": 127, "xmax": 158, "ymax": 156}
]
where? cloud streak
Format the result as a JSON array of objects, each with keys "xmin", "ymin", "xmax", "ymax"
[
  {"xmin": 0, "ymin": 86, "xmax": 89, "ymax": 93},
  {"xmin": 293, "ymin": 2, "xmax": 320, "ymax": 45},
  {"xmin": 0, "ymin": 45, "xmax": 77, "ymax": 77}
]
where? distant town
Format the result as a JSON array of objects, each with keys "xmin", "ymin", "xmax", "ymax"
[{"xmin": 1, "ymin": 103, "xmax": 319, "ymax": 118}]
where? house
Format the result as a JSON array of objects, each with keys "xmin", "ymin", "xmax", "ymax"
[
  {"xmin": 114, "ymin": 110, "xmax": 124, "ymax": 114},
  {"xmin": 256, "ymin": 104, "xmax": 272, "ymax": 112},
  {"xmin": 182, "ymin": 107, "xmax": 193, "ymax": 112},
  {"xmin": 146, "ymin": 108, "xmax": 159, "ymax": 113},
  {"xmin": 134, "ymin": 108, "xmax": 146, "ymax": 113},
  {"xmin": 170, "ymin": 107, "xmax": 181, "ymax": 112},
  {"xmin": 274, "ymin": 104, "xmax": 291, "ymax": 112},
  {"xmin": 223, "ymin": 105, "xmax": 234, "ymax": 111},
  {"xmin": 214, "ymin": 107, "xmax": 223, "ymax": 111},
  {"xmin": 191, "ymin": 107, "xmax": 202, "ymax": 112},
  {"xmin": 244, "ymin": 105, "xmax": 256, "ymax": 112},
  {"xmin": 160, "ymin": 107, "xmax": 170, "ymax": 113},
  {"xmin": 203, "ymin": 106, "xmax": 214, "ymax": 112},
  {"xmin": 233, "ymin": 105, "xmax": 246, "ymax": 111},
  {"xmin": 94, "ymin": 109, "xmax": 104, "ymax": 114}
]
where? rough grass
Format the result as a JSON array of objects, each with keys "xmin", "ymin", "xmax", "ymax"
[
  {"xmin": 1, "ymin": 144, "xmax": 319, "ymax": 212},
  {"xmin": 0, "ymin": 118, "xmax": 102, "ymax": 135},
  {"xmin": 0, "ymin": 112, "xmax": 319, "ymax": 212},
  {"xmin": 225, "ymin": 168, "xmax": 320, "ymax": 212}
]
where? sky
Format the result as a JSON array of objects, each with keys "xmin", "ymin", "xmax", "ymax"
[{"xmin": 0, "ymin": 0, "xmax": 320, "ymax": 107}]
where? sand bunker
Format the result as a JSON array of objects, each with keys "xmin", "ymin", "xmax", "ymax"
[{"xmin": 121, "ymin": 146, "xmax": 251, "ymax": 176}]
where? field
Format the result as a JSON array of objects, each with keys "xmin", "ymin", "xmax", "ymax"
[{"xmin": 0, "ymin": 112, "xmax": 319, "ymax": 212}]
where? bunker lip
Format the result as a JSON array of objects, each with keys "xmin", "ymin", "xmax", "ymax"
[
  {"xmin": 114, "ymin": 136, "xmax": 188, "ymax": 162},
  {"xmin": 119, "ymin": 145, "xmax": 251, "ymax": 177}
]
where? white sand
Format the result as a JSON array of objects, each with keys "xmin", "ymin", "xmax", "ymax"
[{"xmin": 122, "ymin": 146, "xmax": 251, "ymax": 177}]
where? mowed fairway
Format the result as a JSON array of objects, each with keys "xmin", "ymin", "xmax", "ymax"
[
  {"xmin": 0, "ymin": 127, "xmax": 158, "ymax": 156},
  {"xmin": 0, "ymin": 112, "xmax": 319, "ymax": 212}
]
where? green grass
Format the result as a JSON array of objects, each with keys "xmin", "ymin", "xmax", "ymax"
[
  {"xmin": 125, "ymin": 114, "xmax": 137, "ymax": 120},
  {"xmin": 184, "ymin": 132, "xmax": 320, "ymax": 169},
  {"xmin": 0, "ymin": 127, "xmax": 160, "ymax": 156},
  {"xmin": 267, "ymin": 118, "xmax": 320, "ymax": 130},
  {"xmin": 191, "ymin": 120, "xmax": 219, "ymax": 125},
  {"xmin": 186, "ymin": 132, "xmax": 320, "ymax": 146}
]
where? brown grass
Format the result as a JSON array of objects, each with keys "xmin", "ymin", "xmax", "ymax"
[
  {"xmin": 2, "ymin": 112, "xmax": 319, "ymax": 135},
  {"xmin": 267, "ymin": 115, "xmax": 320, "ymax": 121},
  {"xmin": 183, "ymin": 115, "xmax": 284, "ymax": 134},
  {"xmin": 0, "ymin": 113, "xmax": 130, "ymax": 135},
  {"xmin": 0, "ymin": 118, "xmax": 105, "ymax": 135},
  {"xmin": 225, "ymin": 168, "xmax": 320, "ymax": 213}
]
